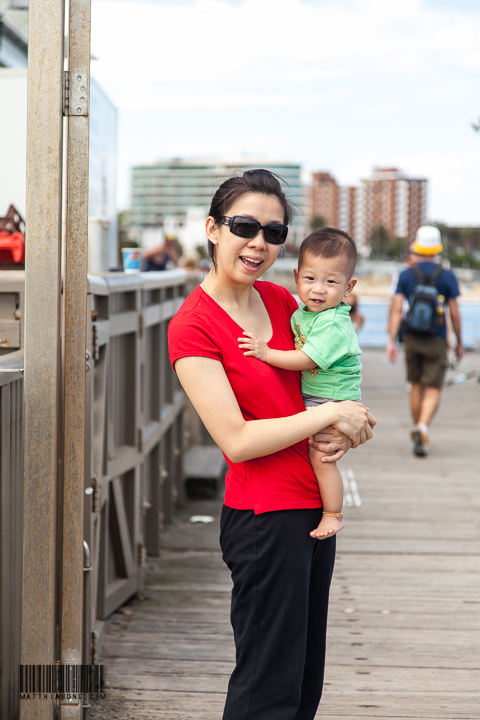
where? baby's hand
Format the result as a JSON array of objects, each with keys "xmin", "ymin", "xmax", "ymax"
[{"xmin": 238, "ymin": 331, "xmax": 268, "ymax": 362}]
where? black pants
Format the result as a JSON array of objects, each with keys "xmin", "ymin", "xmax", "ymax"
[{"xmin": 220, "ymin": 505, "xmax": 336, "ymax": 720}]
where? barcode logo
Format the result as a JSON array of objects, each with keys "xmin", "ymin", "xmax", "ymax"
[{"xmin": 20, "ymin": 665, "xmax": 105, "ymax": 695}]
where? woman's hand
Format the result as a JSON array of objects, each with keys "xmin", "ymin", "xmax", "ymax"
[
  {"xmin": 309, "ymin": 403, "xmax": 376, "ymax": 463},
  {"xmin": 333, "ymin": 401, "xmax": 375, "ymax": 448},
  {"xmin": 238, "ymin": 331, "xmax": 268, "ymax": 362},
  {"xmin": 309, "ymin": 426, "xmax": 353, "ymax": 463}
]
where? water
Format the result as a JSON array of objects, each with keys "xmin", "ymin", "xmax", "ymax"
[{"xmin": 356, "ymin": 298, "xmax": 480, "ymax": 349}]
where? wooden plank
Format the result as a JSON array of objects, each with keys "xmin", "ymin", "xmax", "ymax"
[
  {"xmin": 144, "ymin": 444, "xmax": 161, "ymax": 557},
  {"xmin": 110, "ymin": 477, "xmax": 135, "ymax": 578},
  {"xmin": 183, "ymin": 445, "xmax": 226, "ymax": 479},
  {"xmin": 109, "ymin": 311, "xmax": 138, "ymax": 337},
  {"xmin": 184, "ymin": 444, "xmax": 227, "ymax": 498},
  {"xmin": 104, "ymin": 575, "xmax": 140, "ymax": 620}
]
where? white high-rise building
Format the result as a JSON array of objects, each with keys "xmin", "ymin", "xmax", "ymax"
[{"xmin": 127, "ymin": 156, "xmax": 306, "ymax": 252}]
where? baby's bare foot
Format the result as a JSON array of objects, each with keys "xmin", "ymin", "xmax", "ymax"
[{"xmin": 310, "ymin": 512, "xmax": 345, "ymax": 540}]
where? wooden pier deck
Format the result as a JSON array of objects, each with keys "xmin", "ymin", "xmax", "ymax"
[{"xmin": 89, "ymin": 348, "xmax": 480, "ymax": 720}]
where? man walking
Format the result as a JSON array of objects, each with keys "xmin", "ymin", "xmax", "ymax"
[{"xmin": 386, "ymin": 226, "xmax": 463, "ymax": 456}]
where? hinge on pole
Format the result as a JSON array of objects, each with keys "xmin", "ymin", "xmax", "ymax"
[
  {"xmin": 63, "ymin": 71, "xmax": 70, "ymax": 115},
  {"xmin": 63, "ymin": 70, "xmax": 89, "ymax": 117},
  {"xmin": 91, "ymin": 631, "xmax": 98, "ymax": 666},
  {"xmin": 139, "ymin": 312, "xmax": 144, "ymax": 339},
  {"xmin": 92, "ymin": 322, "xmax": 99, "ymax": 360},
  {"xmin": 91, "ymin": 476, "xmax": 99, "ymax": 513}
]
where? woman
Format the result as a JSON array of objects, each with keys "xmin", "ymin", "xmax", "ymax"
[{"xmin": 168, "ymin": 169, "xmax": 375, "ymax": 720}]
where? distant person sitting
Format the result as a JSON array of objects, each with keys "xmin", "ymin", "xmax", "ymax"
[
  {"xmin": 142, "ymin": 234, "xmax": 181, "ymax": 271},
  {"xmin": 386, "ymin": 226, "xmax": 463, "ymax": 457},
  {"xmin": 179, "ymin": 249, "xmax": 201, "ymax": 271}
]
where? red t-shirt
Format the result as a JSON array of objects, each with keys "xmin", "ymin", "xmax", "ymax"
[{"xmin": 168, "ymin": 280, "xmax": 321, "ymax": 514}]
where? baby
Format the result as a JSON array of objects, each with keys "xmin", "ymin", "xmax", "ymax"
[{"xmin": 239, "ymin": 227, "xmax": 362, "ymax": 539}]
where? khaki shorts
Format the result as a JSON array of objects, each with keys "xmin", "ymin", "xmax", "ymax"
[{"xmin": 404, "ymin": 333, "xmax": 448, "ymax": 388}]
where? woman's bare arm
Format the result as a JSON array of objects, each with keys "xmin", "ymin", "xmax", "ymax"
[{"xmin": 175, "ymin": 356, "xmax": 374, "ymax": 463}]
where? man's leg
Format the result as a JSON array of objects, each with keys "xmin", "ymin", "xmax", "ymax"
[
  {"xmin": 417, "ymin": 385, "xmax": 442, "ymax": 427},
  {"xmin": 409, "ymin": 382, "xmax": 424, "ymax": 425},
  {"xmin": 410, "ymin": 384, "xmax": 441, "ymax": 456},
  {"xmin": 410, "ymin": 382, "xmax": 442, "ymax": 427},
  {"xmin": 406, "ymin": 334, "xmax": 447, "ymax": 456}
]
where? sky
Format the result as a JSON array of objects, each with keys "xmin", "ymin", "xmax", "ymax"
[{"xmin": 90, "ymin": 0, "xmax": 480, "ymax": 226}]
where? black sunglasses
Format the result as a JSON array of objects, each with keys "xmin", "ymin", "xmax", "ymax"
[{"xmin": 217, "ymin": 216, "xmax": 289, "ymax": 245}]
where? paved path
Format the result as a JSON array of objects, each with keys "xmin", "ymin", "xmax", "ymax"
[{"xmin": 89, "ymin": 348, "xmax": 480, "ymax": 720}]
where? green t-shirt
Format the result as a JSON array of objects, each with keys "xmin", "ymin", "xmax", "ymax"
[{"xmin": 292, "ymin": 301, "xmax": 362, "ymax": 400}]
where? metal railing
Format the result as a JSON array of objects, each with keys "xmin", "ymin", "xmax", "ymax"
[
  {"xmin": 0, "ymin": 268, "xmax": 191, "ymax": 717},
  {"xmin": 0, "ymin": 349, "xmax": 24, "ymax": 720},
  {"xmin": 84, "ymin": 270, "xmax": 187, "ymax": 639}
]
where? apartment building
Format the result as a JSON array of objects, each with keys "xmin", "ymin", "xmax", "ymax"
[
  {"xmin": 309, "ymin": 167, "xmax": 427, "ymax": 251},
  {"xmin": 362, "ymin": 167, "xmax": 427, "ymax": 246},
  {"xmin": 310, "ymin": 172, "xmax": 340, "ymax": 227}
]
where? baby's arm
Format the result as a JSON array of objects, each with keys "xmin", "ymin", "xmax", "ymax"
[{"xmin": 238, "ymin": 331, "xmax": 317, "ymax": 371}]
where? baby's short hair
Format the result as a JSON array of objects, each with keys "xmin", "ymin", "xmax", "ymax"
[{"xmin": 299, "ymin": 227, "xmax": 357, "ymax": 278}]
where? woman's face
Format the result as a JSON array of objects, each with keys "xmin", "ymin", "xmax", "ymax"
[{"xmin": 206, "ymin": 193, "xmax": 285, "ymax": 285}]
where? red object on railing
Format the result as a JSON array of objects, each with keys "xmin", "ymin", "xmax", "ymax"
[
  {"xmin": 0, "ymin": 231, "xmax": 25, "ymax": 263},
  {"xmin": 0, "ymin": 205, "xmax": 25, "ymax": 265}
]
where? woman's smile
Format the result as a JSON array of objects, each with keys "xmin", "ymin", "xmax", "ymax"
[{"xmin": 239, "ymin": 253, "xmax": 264, "ymax": 272}]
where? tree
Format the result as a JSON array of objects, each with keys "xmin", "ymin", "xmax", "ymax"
[
  {"xmin": 430, "ymin": 221, "xmax": 480, "ymax": 268},
  {"xmin": 370, "ymin": 223, "xmax": 390, "ymax": 258},
  {"xmin": 309, "ymin": 215, "xmax": 327, "ymax": 230}
]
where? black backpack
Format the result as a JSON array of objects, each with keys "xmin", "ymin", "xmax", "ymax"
[{"xmin": 404, "ymin": 265, "xmax": 444, "ymax": 336}]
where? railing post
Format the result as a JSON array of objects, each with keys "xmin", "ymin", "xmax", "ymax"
[
  {"xmin": 21, "ymin": 0, "xmax": 66, "ymax": 718},
  {"xmin": 60, "ymin": 0, "xmax": 91, "ymax": 717}
]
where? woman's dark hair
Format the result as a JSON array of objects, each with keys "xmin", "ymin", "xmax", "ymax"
[
  {"xmin": 207, "ymin": 169, "xmax": 294, "ymax": 269},
  {"xmin": 299, "ymin": 226, "xmax": 357, "ymax": 278}
]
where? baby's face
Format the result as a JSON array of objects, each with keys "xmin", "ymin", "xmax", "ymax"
[{"xmin": 294, "ymin": 251, "xmax": 356, "ymax": 313}]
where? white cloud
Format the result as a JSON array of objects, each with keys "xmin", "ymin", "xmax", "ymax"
[
  {"xmin": 91, "ymin": 0, "xmax": 480, "ymax": 224},
  {"xmin": 91, "ymin": 0, "xmax": 480, "ymax": 111}
]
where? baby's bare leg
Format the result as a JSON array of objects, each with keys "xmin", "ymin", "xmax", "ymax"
[{"xmin": 309, "ymin": 445, "xmax": 345, "ymax": 539}]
